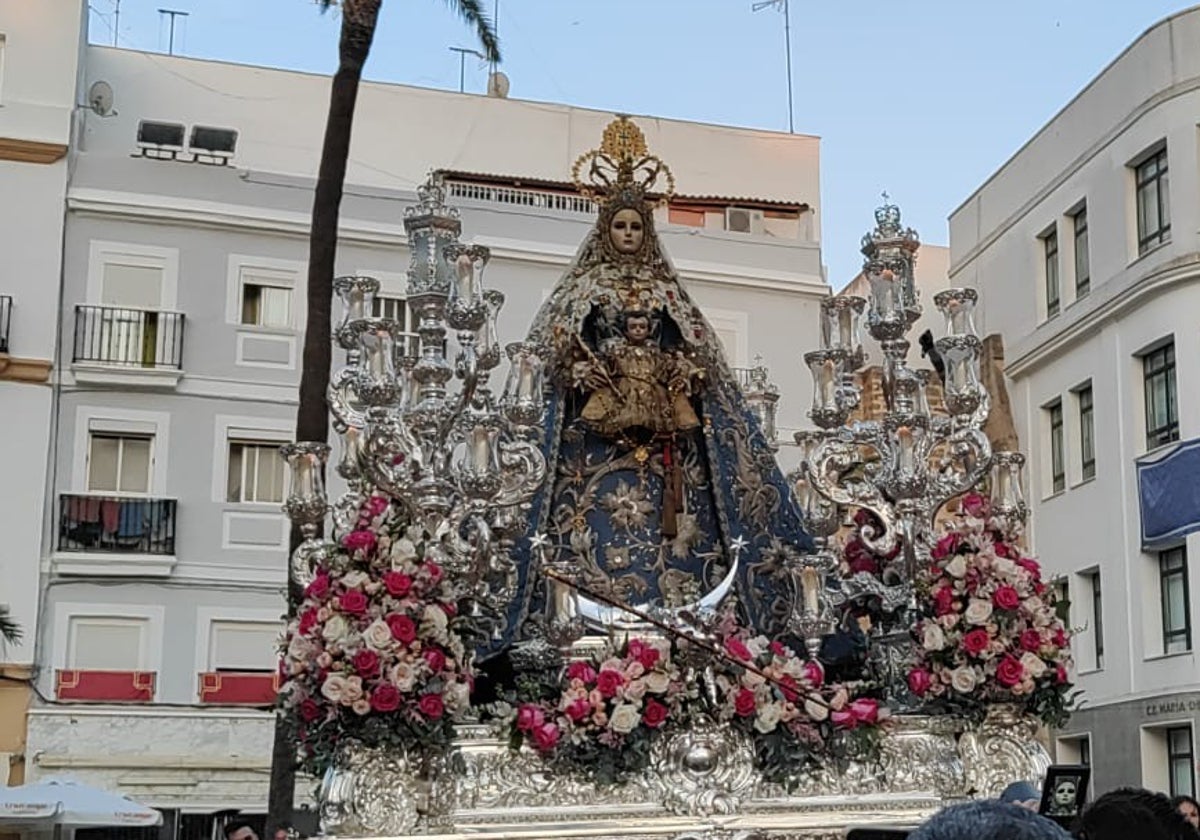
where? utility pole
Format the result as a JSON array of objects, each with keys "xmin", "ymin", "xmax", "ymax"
[
  {"xmin": 157, "ymin": 8, "xmax": 189, "ymax": 56},
  {"xmin": 752, "ymin": 0, "xmax": 795, "ymax": 134},
  {"xmin": 449, "ymin": 46, "xmax": 485, "ymax": 93},
  {"xmin": 113, "ymin": 0, "xmax": 121, "ymax": 46}
]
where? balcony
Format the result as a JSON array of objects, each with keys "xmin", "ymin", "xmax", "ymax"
[
  {"xmin": 0, "ymin": 294, "xmax": 11, "ymax": 353},
  {"xmin": 71, "ymin": 305, "xmax": 185, "ymax": 387},
  {"xmin": 56, "ymin": 493, "xmax": 177, "ymax": 576}
]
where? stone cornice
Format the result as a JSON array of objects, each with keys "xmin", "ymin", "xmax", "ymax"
[
  {"xmin": 0, "ymin": 137, "xmax": 68, "ymax": 164},
  {"xmin": 0, "ymin": 354, "xmax": 53, "ymax": 383}
]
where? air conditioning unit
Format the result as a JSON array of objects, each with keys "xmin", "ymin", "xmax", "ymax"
[
  {"xmin": 725, "ymin": 206, "xmax": 765, "ymax": 235},
  {"xmin": 135, "ymin": 120, "xmax": 185, "ymax": 160},
  {"xmin": 189, "ymin": 125, "xmax": 238, "ymax": 165}
]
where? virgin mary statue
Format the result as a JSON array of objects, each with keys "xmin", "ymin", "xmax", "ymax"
[{"xmin": 486, "ymin": 117, "xmax": 813, "ymax": 658}]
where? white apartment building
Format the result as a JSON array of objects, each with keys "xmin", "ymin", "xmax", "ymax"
[
  {"xmin": 0, "ymin": 0, "xmax": 85, "ymax": 787},
  {"xmin": 3, "ymin": 2, "xmax": 831, "ymax": 832},
  {"xmin": 950, "ymin": 7, "xmax": 1200, "ymax": 797}
]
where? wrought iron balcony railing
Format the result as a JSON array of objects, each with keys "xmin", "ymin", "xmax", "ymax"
[
  {"xmin": 0, "ymin": 295, "xmax": 11, "ymax": 353},
  {"xmin": 58, "ymin": 494, "xmax": 177, "ymax": 555},
  {"xmin": 446, "ymin": 180, "xmax": 597, "ymax": 216},
  {"xmin": 73, "ymin": 305, "xmax": 185, "ymax": 369}
]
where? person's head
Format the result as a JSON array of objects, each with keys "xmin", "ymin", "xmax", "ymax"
[
  {"xmin": 1053, "ymin": 777, "xmax": 1078, "ymax": 808},
  {"xmin": 223, "ymin": 821, "xmax": 258, "ymax": 840},
  {"xmin": 1079, "ymin": 788, "xmax": 1196, "ymax": 840},
  {"xmin": 1174, "ymin": 795, "xmax": 1200, "ymax": 829},
  {"xmin": 909, "ymin": 800, "xmax": 1070, "ymax": 840},
  {"xmin": 999, "ymin": 780, "xmax": 1041, "ymax": 812},
  {"xmin": 620, "ymin": 309, "xmax": 654, "ymax": 344},
  {"xmin": 607, "ymin": 207, "xmax": 645, "ymax": 255}
]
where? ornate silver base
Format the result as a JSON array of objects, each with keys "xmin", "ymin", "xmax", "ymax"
[{"xmin": 318, "ymin": 707, "xmax": 1050, "ymax": 839}]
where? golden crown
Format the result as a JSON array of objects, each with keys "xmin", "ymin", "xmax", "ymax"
[{"xmin": 571, "ymin": 115, "xmax": 676, "ymax": 206}]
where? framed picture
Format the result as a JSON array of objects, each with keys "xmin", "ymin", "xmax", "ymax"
[{"xmin": 1039, "ymin": 764, "xmax": 1092, "ymax": 823}]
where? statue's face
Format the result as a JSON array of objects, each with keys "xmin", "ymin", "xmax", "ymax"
[
  {"xmin": 1054, "ymin": 781, "xmax": 1076, "ymax": 807},
  {"xmin": 624, "ymin": 316, "xmax": 650, "ymax": 343},
  {"xmin": 609, "ymin": 208, "xmax": 645, "ymax": 254}
]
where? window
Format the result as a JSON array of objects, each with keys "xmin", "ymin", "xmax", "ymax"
[
  {"xmin": 1078, "ymin": 385, "xmax": 1095, "ymax": 481},
  {"xmin": 1135, "ymin": 147, "xmax": 1170, "ymax": 254},
  {"xmin": 1168, "ymin": 726, "xmax": 1195, "ymax": 797},
  {"xmin": 373, "ymin": 295, "xmax": 420, "ymax": 357},
  {"xmin": 207, "ymin": 620, "xmax": 279, "ymax": 673},
  {"xmin": 1143, "ymin": 342, "xmax": 1179, "ymax": 450},
  {"xmin": 66, "ymin": 616, "xmax": 147, "ymax": 670},
  {"xmin": 87, "ymin": 433, "xmax": 152, "ymax": 494},
  {"xmin": 1160, "ymin": 546, "xmax": 1191, "ymax": 654},
  {"xmin": 227, "ymin": 441, "xmax": 286, "ymax": 504},
  {"xmin": 1043, "ymin": 228, "xmax": 1060, "ymax": 318},
  {"xmin": 1073, "ymin": 206, "xmax": 1090, "ymax": 297},
  {"xmin": 1088, "ymin": 571, "xmax": 1104, "ymax": 670},
  {"xmin": 1080, "ymin": 736, "xmax": 1092, "ymax": 767},
  {"xmin": 1048, "ymin": 401, "xmax": 1065, "ymax": 493},
  {"xmin": 1057, "ymin": 734, "xmax": 1092, "ymax": 768},
  {"xmin": 241, "ymin": 282, "xmax": 291, "ymax": 328}
]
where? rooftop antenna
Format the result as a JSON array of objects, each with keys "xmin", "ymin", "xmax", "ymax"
[
  {"xmin": 113, "ymin": 0, "xmax": 120, "ymax": 46},
  {"xmin": 157, "ymin": 8, "xmax": 189, "ymax": 56},
  {"xmin": 490, "ymin": 0, "xmax": 500, "ymax": 77},
  {"xmin": 752, "ymin": 0, "xmax": 794, "ymax": 133},
  {"xmin": 449, "ymin": 46, "xmax": 485, "ymax": 93}
]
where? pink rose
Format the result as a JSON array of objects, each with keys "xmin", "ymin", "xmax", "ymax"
[
  {"xmin": 962, "ymin": 628, "xmax": 991, "ymax": 657},
  {"xmin": 993, "ymin": 585, "xmax": 1021, "ymax": 611},
  {"xmin": 734, "ymin": 687, "xmax": 757, "ymax": 717},
  {"xmin": 994, "ymin": 541, "xmax": 1015, "ymax": 558},
  {"xmin": 1020, "ymin": 630, "xmax": 1042, "ymax": 653},
  {"xmin": 642, "ymin": 698, "xmax": 669, "ymax": 728},
  {"xmin": 299, "ymin": 698, "xmax": 322, "ymax": 722},
  {"xmin": 1052, "ymin": 628, "xmax": 1069, "ymax": 648},
  {"xmin": 596, "ymin": 668, "xmax": 625, "ymax": 698},
  {"xmin": 532, "ymin": 722, "xmax": 561, "ymax": 752},
  {"xmin": 932, "ymin": 533, "xmax": 960, "ymax": 560},
  {"xmin": 370, "ymin": 684, "xmax": 401, "ymax": 712},
  {"xmin": 802, "ymin": 660, "xmax": 824, "ymax": 688},
  {"xmin": 383, "ymin": 572, "xmax": 413, "ymax": 597},
  {"xmin": 305, "ymin": 573, "xmax": 331, "ymax": 600},
  {"xmin": 365, "ymin": 495, "xmax": 389, "ymax": 518},
  {"xmin": 566, "ymin": 661, "xmax": 597, "ymax": 683},
  {"xmin": 564, "ymin": 697, "xmax": 591, "ymax": 723},
  {"xmin": 387, "ymin": 614, "xmax": 417, "ymax": 644},
  {"xmin": 725, "ymin": 637, "xmax": 753, "ymax": 662},
  {"xmin": 908, "ymin": 668, "xmax": 933, "ymax": 696},
  {"xmin": 960, "ymin": 492, "xmax": 988, "ymax": 518},
  {"xmin": 849, "ymin": 697, "xmax": 879, "ymax": 724},
  {"xmin": 423, "ymin": 647, "xmax": 446, "ymax": 673},
  {"xmin": 353, "ymin": 649, "xmax": 380, "ymax": 677},
  {"xmin": 424, "ymin": 561, "xmax": 444, "ymax": 583},
  {"xmin": 298, "ymin": 608, "xmax": 319, "ymax": 636},
  {"xmin": 995, "ymin": 656, "xmax": 1024, "ymax": 688},
  {"xmin": 635, "ymin": 646, "xmax": 660, "ymax": 670},
  {"xmin": 338, "ymin": 590, "xmax": 368, "ymax": 615},
  {"xmin": 417, "ymin": 693, "xmax": 444, "ymax": 720},
  {"xmin": 342, "ymin": 530, "xmax": 377, "ymax": 553},
  {"xmin": 516, "ymin": 703, "xmax": 545, "ymax": 732},
  {"xmin": 831, "ymin": 709, "xmax": 857, "ymax": 729},
  {"xmin": 933, "ymin": 587, "xmax": 956, "ymax": 617}
]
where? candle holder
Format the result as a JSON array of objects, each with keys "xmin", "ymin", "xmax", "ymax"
[
  {"xmin": 281, "ymin": 442, "xmax": 331, "ymax": 587},
  {"xmin": 502, "ymin": 341, "xmax": 546, "ymax": 427},
  {"xmin": 334, "ymin": 276, "xmax": 380, "ymax": 350},
  {"xmin": 989, "ymin": 451, "xmax": 1029, "ymax": 533}
]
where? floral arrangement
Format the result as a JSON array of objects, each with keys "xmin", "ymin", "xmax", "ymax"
[
  {"xmin": 278, "ymin": 495, "xmax": 474, "ymax": 776},
  {"xmin": 907, "ymin": 492, "xmax": 1077, "ymax": 727}
]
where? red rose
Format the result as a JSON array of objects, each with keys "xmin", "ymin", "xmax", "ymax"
[
  {"xmin": 387, "ymin": 614, "xmax": 417, "ymax": 644},
  {"xmin": 802, "ymin": 660, "xmax": 824, "ymax": 688},
  {"xmin": 850, "ymin": 697, "xmax": 879, "ymax": 724},
  {"xmin": 734, "ymin": 687, "xmax": 757, "ymax": 717},
  {"xmin": 305, "ymin": 573, "xmax": 331, "ymax": 600},
  {"xmin": 1020, "ymin": 630, "xmax": 1042, "ymax": 653},
  {"xmin": 439, "ymin": 601, "xmax": 458, "ymax": 617},
  {"xmin": 995, "ymin": 656, "xmax": 1025, "ymax": 688},
  {"xmin": 424, "ymin": 562, "xmax": 444, "ymax": 583},
  {"xmin": 853, "ymin": 508, "xmax": 881, "ymax": 529},
  {"xmin": 298, "ymin": 608, "xmax": 319, "ymax": 636},
  {"xmin": 932, "ymin": 533, "xmax": 960, "ymax": 560},
  {"xmin": 725, "ymin": 637, "xmax": 753, "ymax": 662},
  {"xmin": 341, "ymin": 529, "xmax": 376, "ymax": 553},
  {"xmin": 564, "ymin": 697, "xmax": 591, "ymax": 723},
  {"xmin": 776, "ymin": 674, "xmax": 799, "ymax": 703},
  {"xmin": 769, "ymin": 640, "xmax": 788, "ymax": 657},
  {"xmin": 636, "ymin": 646, "xmax": 660, "ymax": 670},
  {"xmin": 566, "ymin": 661, "xmax": 597, "ymax": 683},
  {"xmin": 364, "ymin": 495, "xmax": 389, "ymax": 518},
  {"xmin": 423, "ymin": 647, "xmax": 446, "ymax": 673},
  {"xmin": 1055, "ymin": 664, "xmax": 1069, "ymax": 684},
  {"xmin": 1016, "ymin": 557, "xmax": 1042, "ymax": 579},
  {"xmin": 962, "ymin": 628, "xmax": 991, "ymax": 657},
  {"xmin": 383, "ymin": 572, "xmax": 413, "ymax": 597},
  {"xmin": 908, "ymin": 668, "xmax": 933, "ymax": 696},
  {"xmin": 993, "ymin": 585, "xmax": 1021, "ymax": 611},
  {"xmin": 845, "ymin": 540, "xmax": 880, "ymax": 575},
  {"xmin": 933, "ymin": 587, "xmax": 956, "ymax": 616},
  {"xmin": 831, "ymin": 709, "xmax": 857, "ymax": 729},
  {"xmin": 516, "ymin": 703, "xmax": 545, "ymax": 732},
  {"xmin": 596, "ymin": 668, "xmax": 625, "ymax": 698},
  {"xmin": 338, "ymin": 590, "xmax": 368, "ymax": 615},
  {"xmin": 1053, "ymin": 628, "xmax": 1069, "ymax": 648},
  {"xmin": 532, "ymin": 723, "xmax": 560, "ymax": 752},
  {"xmin": 353, "ymin": 649, "xmax": 381, "ymax": 677},
  {"xmin": 642, "ymin": 698, "xmax": 670, "ymax": 728},
  {"xmin": 417, "ymin": 693, "xmax": 444, "ymax": 720},
  {"xmin": 960, "ymin": 492, "xmax": 988, "ymax": 518},
  {"xmin": 370, "ymin": 684, "xmax": 401, "ymax": 712},
  {"xmin": 626, "ymin": 639, "xmax": 649, "ymax": 660},
  {"xmin": 299, "ymin": 698, "xmax": 322, "ymax": 722}
]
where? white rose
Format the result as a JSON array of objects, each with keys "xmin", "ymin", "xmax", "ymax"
[
  {"xmin": 754, "ymin": 702, "xmax": 783, "ymax": 734},
  {"xmin": 950, "ymin": 666, "xmax": 978, "ymax": 694},
  {"xmin": 624, "ymin": 661, "xmax": 645, "ymax": 680},
  {"xmin": 322, "ymin": 615, "xmax": 350, "ymax": 644},
  {"xmin": 992, "ymin": 557, "xmax": 1017, "ymax": 578},
  {"xmin": 746, "ymin": 635, "xmax": 770, "ymax": 658},
  {"xmin": 741, "ymin": 670, "xmax": 766, "ymax": 689},
  {"xmin": 392, "ymin": 538, "xmax": 418, "ymax": 562},
  {"xmin": 1020, "ymin": 652, "xmax": 1048, "ymax": 679},
  {"xmin": 623, "ymin": 678, "xmax": 648, "ymax": 702},
  {"xmin": 321, "ymin": 674, "xmax": 349, "ymax": 703},
  {"xmin": 341, "ymin": 570, "xmax": 369, "ymax": 588},
  {"xmin": 804, "ymin": 698, "xmax": 829, "ymax": 722},
  {"xmin": 444, "ymin": 681, "xmax": 470, "ymax": 712},
  {"xmin": 362, "ymin": 619, "xmax": 396, "ymax": 651},
  {"xmin": 964, "ymin": 599, "xmax": 994, "ymax": 626},
  {"xmin": 287, "ymin": 634, "xmax": 314, "ymax": 663},
  {"xmin": 609, "ymin": 703, "xmax": 641, "ymax": 734},
  {"xmin": 945, "ymin": 556, "xmax": 968, "ymax": 579},
  {"xmin": 922, "ymin": 623, "xmax": 946, "ymax": 652},
  {"xmin": 390, "ymin": 661, "xmax": 416, "ymax": 692},
  {"xmin": 421, "ymin": 604, "xmax": 449, "ymax": 642},
  {"xmin": 342, "ymin": 675, "xmax": 364, "ymax": 704},
  {"xmin": 351, "ymin": 698, "xmax": 371, "ymax": 716},
  {"xmin": 644, "ymin": 671, "xmax": 671, "ymax": 694}
]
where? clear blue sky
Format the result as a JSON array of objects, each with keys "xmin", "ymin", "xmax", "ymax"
[{"xmin": 89, "ymin": 0, "xmax": 1195, "ymax": 285}]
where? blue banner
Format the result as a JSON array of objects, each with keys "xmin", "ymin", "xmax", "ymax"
[{"xmin": 1138, "ymin": 437, "xmax": 1200, "ymax": 548}]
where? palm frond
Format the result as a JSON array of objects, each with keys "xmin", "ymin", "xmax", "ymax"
[
  {"xmin": 445, "ymin": 0, "xmax": 501, "ymax": 64},
  {"xmin": 0, "ymin": 605, "xmax": 22, "ymax": 645}
]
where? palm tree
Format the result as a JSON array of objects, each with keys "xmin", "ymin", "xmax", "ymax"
[
  {"xmin": 267, "ymin": 1, "xmax": 499, "ymax": 828},
  {"xmin": 0, "ymin": 605, "xmax": 20, "ymax": 646}
]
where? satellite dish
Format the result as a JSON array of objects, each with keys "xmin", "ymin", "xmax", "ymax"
[
  {"xmin": 486, "ymin": 71, "xmax": 510, "ymax": 99},
  {"xmin": 88, "ymin": 81, "xmax": 116, "ymax": 116}
]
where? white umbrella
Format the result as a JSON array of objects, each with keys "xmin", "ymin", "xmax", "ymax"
[{"xmin": 0, "ymin": 778, "xmax": 162, "ymax": 828}]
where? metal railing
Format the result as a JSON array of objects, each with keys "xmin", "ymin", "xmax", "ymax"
[
  {"xmin": 0, "ymin": 295, "xmax": 11, "ymax": 353},
  {"xmin": 73, "ymin": 305, "xmax": 185, "ymax": 369},
  {"xmin": 446, "ymin": 180, "xmax": 597, "ymax": 215},
  {"xmin": 58, "ymin": 494, "xmax": 177, "ymax": 555}
]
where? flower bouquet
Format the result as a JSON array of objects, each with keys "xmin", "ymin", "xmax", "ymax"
[
  {"xmin": 908, "ymin": 493, "xmax": 1076, "ymax": 727},
  {"xmin": 278, "ymin": 495, "xmax": 474, "ymax": 776}
]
